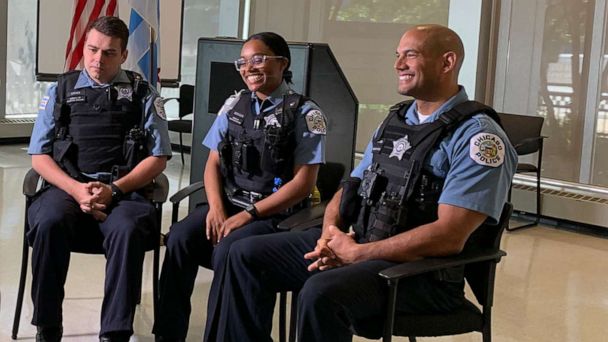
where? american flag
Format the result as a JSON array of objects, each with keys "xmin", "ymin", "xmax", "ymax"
[{"xmin": 64, "ymin": 0, "xmax": 118, "ymax": 71}]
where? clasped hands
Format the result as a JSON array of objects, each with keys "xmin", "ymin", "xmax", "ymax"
[
  {"xmin": 304, "ymin": 225, "xmax": 359, "ymax": 272},
  {"xmin": 74, "ymin": 181, "xmax": 113, "ymax": 221}
]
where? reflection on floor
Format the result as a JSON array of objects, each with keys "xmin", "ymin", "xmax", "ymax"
[{"xmin": 1, "ymin": 143, "xmax": 608, "ymax": 341}]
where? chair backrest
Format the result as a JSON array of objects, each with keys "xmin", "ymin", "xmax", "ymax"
[
  {"xmin": 316, "ymin": 162, "xmax": 346, "ymax": 201},
  {"xmin": 178, "ymin": 84, "xmax": 195, "ymax": 119},
  {"xmin": 463, "ymin": 202, "xmax": 513, "ymax": 306},
  {"xmin": 497, "ymin": 112, "xmax": 544, "ymax": 156}
]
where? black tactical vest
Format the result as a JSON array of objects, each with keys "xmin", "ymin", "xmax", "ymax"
[
  {"xmin": 352, "ymin": 100, "xmax": 500, "ymax": 242},
  {"xmin": 219, "ymin": 91, "xmax": 304, "ymax": 198},
  {"xmin": 52, "ymin": 70, "xmax": 148, "ymax": 176}
]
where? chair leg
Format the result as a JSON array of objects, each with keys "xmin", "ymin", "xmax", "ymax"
[
  {"xmin": 179, "ymin": 133, "xmax": 185, "ymax": 164},
  {"xmin": 506, "ymin": 178, "xmax": 538, "ymax": 232},
  {"xmin": 13, "ymin": 213, "xmax": 30, "ymax": 340},
  {"xmin": 279, "ymin": 292, "xmax": 287, "ymax": 342},
  {"xmin": 534, "ymin": 170, "xmax": 541, "ymax": 224},
  {"xmin": 153, "ymin": 204, "xmax": 162, "ymax": 322},
  {"xmin": 289, "ymin": 290, "xmax": 299, "ymax": 342},
  {"xmin": 408, "ymin": 337, "xmax": 417, "ymax": 342}
]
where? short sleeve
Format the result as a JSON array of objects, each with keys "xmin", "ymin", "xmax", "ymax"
[
  {"xmin": 293, "ymin": 101, "xmax": 326, "ymax": 165},
  {"xmin": 28, "ymin": 84, "xmax": 58, "ymax": 155}
]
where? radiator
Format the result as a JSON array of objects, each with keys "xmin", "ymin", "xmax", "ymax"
[
  {"xmin": 0, "ymin": 118, "xmax": 35, "ymax": 139},
  {"xmin": 511, "ymin": 176, "xmax": 608, "ymax": 229}
]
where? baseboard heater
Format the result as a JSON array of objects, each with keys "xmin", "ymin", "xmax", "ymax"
[
  {"xmin": 0, "ymin": 118, "xmax": 35, "ymax": 140},
  {"xmin": 511, "ymin": 176, "xmax": 608, "ymax": 229}
]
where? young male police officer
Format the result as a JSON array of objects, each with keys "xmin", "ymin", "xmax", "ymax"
[
  {"xmin": 207, "ymin": 24, "xmax": 518, "ymax": 342},
  {"xmin": 27, "ymin": 16, "xmax": 171, "ymax": 342}
]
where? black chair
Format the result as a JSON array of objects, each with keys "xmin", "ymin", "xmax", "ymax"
[
  {"xmin": 498, "ymin": 113, "xmax": 546, "ymax": 231},
  {"xmin": 166, "ymin": 162, "xmax": 345, "ymax": 342},
  {"xmin": 355, "ymin": 203, "xmax": 512, "ymax": 342},
  {"xmin": 165, "ymin": 84, "xmax": 195, "ymax": 164},
  {"xmin": 12, "ymin": 169, "xmax": 169, "ymax": 340},
  {"xmin": 279, "ymin": 201, "xmax": 512, "ymax": 342}
]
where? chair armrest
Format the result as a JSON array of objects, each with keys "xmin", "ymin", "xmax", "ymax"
[
  {"xmin": 169, "ymin": 181, "xmax": 205, "ymax": 205},
  {"xmin": 162, "ymin": 97, "xmax": 179, "ymax": 104},
  {"xmin": 151, "ymin": 173, "xmax": 169, "ymax": 203},
  {"xmin": 514, "ymin": 136, "xmax": 547, "ymax": 151},
  {"xmin": 276, "ymin": 201, "xmax": 328, "ymax": 231},
  {"xmin": 378, "ymin": 249, "xmax": 506, "ymax": 281},
  {"xmin": 23, "ymin": 168, "xmax": 41, "ymax": 197}
]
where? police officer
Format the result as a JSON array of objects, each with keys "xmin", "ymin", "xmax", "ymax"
[
  {"xmin": 210, "ymin": 24, "xmax": 519, "ymax": 342},
  {"xmin": 152, "ymin": 32, "xmax": 326, "ymax": 342},
  {"xmin": 27, "ymin": 16, "xmax": 171, "ymax": 342}
]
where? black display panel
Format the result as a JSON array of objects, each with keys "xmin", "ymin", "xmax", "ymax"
[
  {"xmin": 208, "ymin": 62, "xmax": 247, "ymax": 114},
  {"xmin": 189, "ymin": 38, "xmax": 358, "ymax": 210}
]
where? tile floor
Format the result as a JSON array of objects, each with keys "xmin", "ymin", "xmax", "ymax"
[{"xmin": 1, "ymin": 144, "xmax": 607, "ymax": 341}]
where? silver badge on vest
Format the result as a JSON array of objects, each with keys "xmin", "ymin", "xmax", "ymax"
[
  {"xmin": 116, "ymin": 85, "xmax": 133, "ymax": 101},
  {"xmin": 389, "ymin": 135, "xmax": 411, "ymax": 160}
]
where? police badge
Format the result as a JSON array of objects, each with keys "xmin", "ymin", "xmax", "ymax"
[
  {"xmin": 116, "ymin": 85, "xmax": 133, "ymax": 101},
  {"xmin": 389, "ymin": 135, "xmax": 411, "ymax": 160},
  {"xmin": 263, "ymin": 113, "xmax": 281, "ymax": 127}
]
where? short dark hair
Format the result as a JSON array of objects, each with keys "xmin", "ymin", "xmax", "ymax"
[
  {"xmin": 86, "ymin": 16, "xmax": 129, "ymax": 51},
  {"xmin": 245, "ymin": 32, "xmax": 293, "ymax": 84}
]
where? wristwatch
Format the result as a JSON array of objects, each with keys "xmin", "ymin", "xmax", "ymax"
[
  {"xmin": 110, "ymin": 183, "xmax": 124, "ymax": 204},
  {"xmin": 245, "ymin": 203, "xmax": 259, "ymax": 219}
]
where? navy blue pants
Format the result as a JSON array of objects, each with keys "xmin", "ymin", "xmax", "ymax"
[
  {"xmin": 213, "ymin": 228, "xmax": 465, "ymax": 342},
  {"xmin": 152, "ymin": 203, "xmax": 283, "ymax": 340},
  {"xmin": 26, "ymin": 186, "xmax": 157, "ymax": 335}
]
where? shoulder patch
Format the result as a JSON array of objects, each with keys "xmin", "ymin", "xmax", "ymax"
[
  {"xmin": 469, "ymin": 133, "xmax": 505, "ymax": 167},
  {"xmin": 218, "ymin": 90, "xmax": 244, "ymax": 116},
  {"xmin": 39, "ymin": 95, "xmax": 50, "ymax": 110},
  {"xmin": 305, "ymin": 110, "xmax": 327, "ymax": 135},
  {"xmin": 154, "ymin": 97, "xmax": 167, "ymax": 120}
]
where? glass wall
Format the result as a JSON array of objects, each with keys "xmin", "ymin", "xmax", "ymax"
[
  {"xmin": 161, "ymin": 0, "xmax": 222, "ymax": 119},
  {"xmin": 247, "ymin": 0, "xmax": 489, "ymax": 152},
  {"xmin": 592, "ymin": 7, "xmax": 608, "ymax": 185},
  {"xmin": 494, "ymin": 0, "xmax": 608, "ymax": 187},
  {"xmin": 5, "ymin": 0, "xmax": 50, "ymax": 118}
]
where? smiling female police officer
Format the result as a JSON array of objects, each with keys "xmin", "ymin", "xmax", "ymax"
[{"xmin": 152, "ymin": 32, "xmax": 327, "ymax": 342}]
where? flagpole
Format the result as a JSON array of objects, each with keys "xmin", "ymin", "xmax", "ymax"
[{"xmin": 149, "ymin": 26, "xmax": 155, "ymax": 87}]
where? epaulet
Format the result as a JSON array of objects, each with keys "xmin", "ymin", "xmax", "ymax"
[
  {"xmin": 439, "ymin": 100, "xmax": 500, "ymax": 128},
  {"xmin": 389, "ymin": 99, "xmax": 414, "ymax": 113},
  {"xmin": 124, "ymin": 70, "xmax": 148, "ymax": 97},
  {"xmin": 220, "ymin": 89, "xmax": 247, "ymax": 115}
]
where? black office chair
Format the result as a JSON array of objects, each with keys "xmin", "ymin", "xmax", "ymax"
[
  {"xmin": 498, "ymin": 113, "xmax": 546, "ymax": 231},
  {"xmin": 165, "ymin": 84, "xmax": 195, "ymax": 164},
  {"xmin": 353, "ymin": 203, "xmax": 512, "ymax": 342},
  {"xmin": 12, "ymin": 169, "xmax": 169, "ymax": 340}
]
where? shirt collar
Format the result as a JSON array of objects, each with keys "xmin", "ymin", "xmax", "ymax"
[
  {"xmin": 74, "ymin": 69, "xmax": 130, "ymax": 89},
  {"xmin": 405, "ymin": 86, "xmax": 469, "ymax": 124},
  {"xmin": 249, "ymin": 81, "xmax": 291, "ymax": 108}
]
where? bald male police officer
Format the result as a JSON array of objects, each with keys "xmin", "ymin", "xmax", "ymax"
[{"xmin": 27, "ymin": 16, "xmax": 171, "ymax": 342}]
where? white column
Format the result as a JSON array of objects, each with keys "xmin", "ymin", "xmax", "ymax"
[{"xmin": 448, "ymin": 0, "xmax": 483, "ymax": 100}]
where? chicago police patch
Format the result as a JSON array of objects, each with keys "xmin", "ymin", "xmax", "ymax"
[
  {"xmin": 154, "ymin": 97, "xmax": 167, "ymax": 120},
  {"xmin": 469, "ymin": 133, "xmax": 505, "ymax": 167},
  {"xmin": 305, "ymin": 110, "xmax": 327, "ymax": 135}
]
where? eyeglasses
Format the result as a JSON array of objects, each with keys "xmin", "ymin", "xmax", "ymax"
[{"xmin": 234, "ymin": 55, "xmax": 286, "ymax": 71}]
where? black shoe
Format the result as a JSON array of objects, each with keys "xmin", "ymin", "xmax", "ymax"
[
  {"xmin": 99, "ymin": 330, "xmax": 131, "ymax": 342},
  {"xmin": 36, "ymin": 325, "xmax": 63, "ymax": 342}
]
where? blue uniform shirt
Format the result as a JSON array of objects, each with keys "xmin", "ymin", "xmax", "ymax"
[
  {"xmin": 202, "ymin": 81, "xmax": 326, "ymax": 165},
  {"xmin": 29, "ymin": 69, "xmax": 172, "ymax": 158},
  {"xmin": 352, "ymin": 87, "xmax": 517, "ymax": 223}
]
